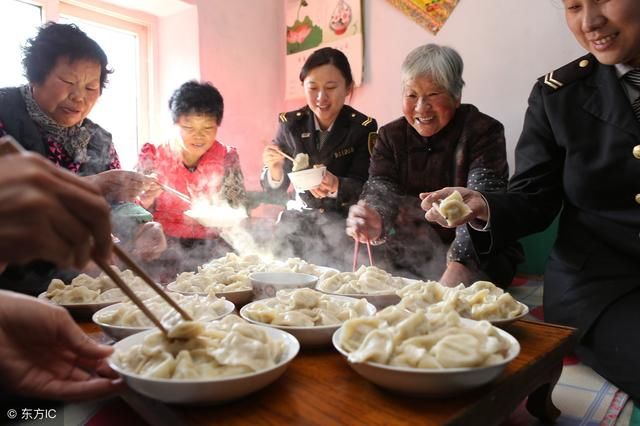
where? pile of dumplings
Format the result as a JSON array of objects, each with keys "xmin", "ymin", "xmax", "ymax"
[
  {"xmin": 316, "ymin": 266, "xmax": 408, "ymax": 295},
  {"xmin": 242, "ymin": 288, "xmax": 371, "ymax": 327},
  {"xmin": 46, "ymin": 267, "xmax": 156, "ymax": 304},
  {"xmin": 113, "ymin": 315, "xmax": 286, "ymax": 379},
  {"xmin": 95, "ymin": 292, "xmax": 231, "ymax": 328},
  {"xmin": 338, "ymin": 306, "xmax": 512, "ymax": 369},
  {"xmin": 397, "ymin": 280, "xmax": 526, "ymax": 321}
]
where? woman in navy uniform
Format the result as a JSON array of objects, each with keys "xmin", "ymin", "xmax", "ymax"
[
  {"xmin": 261, "ymin": 47, "xmax": 377, "ymax": 270},
  {"xmin": 347, "ymin": 44, "xmax": 521, "ymax": 287},
  {"xmin": 421, "ymin": 0, "xmax": 640, "ymax": 404}
]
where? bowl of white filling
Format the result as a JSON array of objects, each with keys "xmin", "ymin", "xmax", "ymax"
[
  {"xmin": 93, "ymin": 293, "xmax": 235, "ymax": 340},
  {"xmin": 109, "ymin": 315, "xmax": 300, "ymax": 404},
  {"xmin": 240, "ymin": 288, "xmax": 376, "ymax": 346},
  {"xmin": 332, "ymin": 307, "xmax": 520, "ymax": 396}
]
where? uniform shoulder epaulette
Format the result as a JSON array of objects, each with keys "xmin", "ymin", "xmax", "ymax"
[
  {"xmin": 538, "ymin": 54, "xmax": 595, "ymax": 92},
  {"xmin": 280, "ymin": 108, "xmax": 308, "ymax": 124},
  {"xmin": 347, "ymin": 109, "xmax": 374, "ymax": 127}
]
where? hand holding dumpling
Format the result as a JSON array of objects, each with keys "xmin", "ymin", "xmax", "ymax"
[{"xmin": 420, "ymin": 187, "xmax": 488, "ymax": 228}]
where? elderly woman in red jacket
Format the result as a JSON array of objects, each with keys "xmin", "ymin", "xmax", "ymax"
[{"xmin": 137, "ymin": 81, "xmax": 248, "ymax": 279}]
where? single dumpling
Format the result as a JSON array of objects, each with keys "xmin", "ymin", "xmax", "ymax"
[
  {"xmin": 292, "ymin": 153, "xmax": 310, "ymax": 172},
  {"xmin": 437, "ymin": 190, "xmax": 472, "ymax": 226}
]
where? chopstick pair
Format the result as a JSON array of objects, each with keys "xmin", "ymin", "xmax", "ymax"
[
  {"xmin": 273, "ymin": 146, "xmax": 296, "ymax": 162},
  {"xmin": 96, "ymin": 245, "xmax": 192, "ymax": 338},
  {"xmin": 0, "ymin": 135, "xmax": 192, "ymax": 337},
  {"xmin": 158, "ymin": 183, "xmax": 191, "ymax": 204},
  {"xmin": 352, "ymin": 237, "xmax": 374, "ymax": 272}
]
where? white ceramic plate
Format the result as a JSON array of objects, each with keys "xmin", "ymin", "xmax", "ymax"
[
  {"xmin": 316, "ymin": 289, "xmax": 400, "ymax": 310},
  {"xmin": 38, "ymin": 292, "xmax": 119, "ymax": 319},
  {"xmin": 239, "ymin": 294, "xmax": 376, "ymax": 347},
  {"xmin": 92, "ymin": 299, "xmax": 235, "ymax": 341},
  {"xmin": 184, "ymin": 207, "xmax": 247, "ymax": 228},
  {"xmin": 109, "ymin": 325, "xmax": 300, "ymax": 404},
  {"xmin": 332, "ymin": 319, "xmax": 520, "ymax": 397}
]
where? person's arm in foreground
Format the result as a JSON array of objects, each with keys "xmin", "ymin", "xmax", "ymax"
[{"xmin": 0, "ymin": 290, "xmax": 123, "ymax": 400}]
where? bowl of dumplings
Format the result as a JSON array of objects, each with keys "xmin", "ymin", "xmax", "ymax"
[
  {"xmin": 40, "ymin": 267, "xmax": 158, "ymax": 319},
  {"xmin": 109, "ymin": 315, "xmax": 300, "ymax": 404},
  {"xmin": 316, "ymin": 266, "xmax": 409, "ymax": 309},
  {"xmin": 93, "ymin": 293, "xmax": 235, "ymax": 340},
  {"xmin": 239, "ymin": 288, "xmax": 376, "ymax": 346},
  {"xmin": 332, "ymin": 306, "xmax": 520, "ymax": 396},
  {"xmin": 287, "ymin": 165, "xmax": 326, "ymax": 191}
]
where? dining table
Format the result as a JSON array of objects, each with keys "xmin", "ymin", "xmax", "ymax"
[{"xmin": 80, "ymin": 318, "xmax": 577, "ymax": 426}]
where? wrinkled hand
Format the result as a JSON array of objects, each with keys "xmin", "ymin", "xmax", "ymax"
[
  {"xmin": 137, "ymin": 175, "xmax": 163, "ymax": 209},
  {"xmin": 0, "ymin": 290, "xmax": 123, "ymax": 400},
  {"xmin": 419, "ymin": 187, "xmax": 488, "ymax": 228},
  {"xmin": 130, "ymin": 221, "xmax": 167, "ymax": 262},
  {"xmin": 309, "ymin": 166, "xmax": 338, "ymax": 199},
  {"xmin": 262, "ymin": 145, "xmax": 285, "ymax": 181},
  {"xmin": 346, "ymin": 200, "xmax": 383, "ymax": 243},
  {"xmin": 0, "ymin": 152, "xmax": 112, "ymax": 268},
  {"xmin": 438, "ymin": 261, "xmax": 478, "ymax": 288},
  {"xmin": 86, "ymin": 170, "xmax": 155, "ymax": 203}
]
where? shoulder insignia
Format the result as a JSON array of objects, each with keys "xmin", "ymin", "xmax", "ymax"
[
  {"xmin": 279, "ymin": 112, "xmax": 287, "ymax": 123},
  {"xmin": 538, "ymin": 54, "xmax": 595, "ymax": 91},
  {"xmin": 361, "ymin": 117, "xmax": 373, "ymax": 127},
  {"xmin": 367, "ymin": 132, "xmax": 378, "ymax": 155}
]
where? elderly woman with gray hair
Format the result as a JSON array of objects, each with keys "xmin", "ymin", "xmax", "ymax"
[{"xmin": 346, "ymin": 43, "xmax": 522, "ymax": 287}]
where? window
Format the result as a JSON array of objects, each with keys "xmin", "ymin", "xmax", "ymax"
[
  {"xmin": 60, "ymin": 3, "xmax": 151, "ymax": 170},
  {"xmin": 0, "ymin": 0, "xmax": 152, "ymax": 170},
  {"xmin": 0, "ymin": 1, "xmax": 43, "ymax": 87}
]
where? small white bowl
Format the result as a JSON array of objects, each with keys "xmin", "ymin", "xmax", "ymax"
[
  {"xmin": 92, "ymin": 299, "xmax": 235, "ymax": 341},
  {"xmin": 184, "ymin": 206, "xmax": 247, "ymax": 228},
  {"xmin": 287, "ymin": 166, "xmax": 326, "ymax": 191},
  {"xmin": 108, "ymin": 325, "xmax": 300, "ymax": 404},
  {"xmin": 249, "ymin": 272, "xmax": 318, "ymax": 300},
  {"xmin": 239, "ymin": 295, "xmax": 376, "ymax": 347},
  {"xmin": 332, "ymin": 320, "xmax": 520, "ymax": 397}
]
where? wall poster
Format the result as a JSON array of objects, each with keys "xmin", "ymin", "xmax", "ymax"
[
  {"xmin": 386, "ymin": 0, "xmax": 459, "ymax": 35},
  {"xmin": 285, "ymin": 0, "xmax": 363, "ymax": 100}
]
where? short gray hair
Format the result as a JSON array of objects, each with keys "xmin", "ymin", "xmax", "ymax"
[{"xmin": 401, "ymin": 44, "xmax": 465, "ymax": 101}]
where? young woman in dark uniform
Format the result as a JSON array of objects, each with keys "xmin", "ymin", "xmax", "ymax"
[
  {"xmin": 261, "ymin": 47, "xmax": 377, "ymax": 270},
  {"xmin": 421, "ymin": 0, "xmax": 640, "ymax": 405}
]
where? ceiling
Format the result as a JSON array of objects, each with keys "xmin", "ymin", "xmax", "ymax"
[{"xmin": 99, "ymin": 0, "xmax": 193, "ymax": 17}]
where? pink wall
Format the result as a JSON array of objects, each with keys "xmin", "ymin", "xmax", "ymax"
[
  {"xmin": 192, "ymin": 0, "xmax": 585, "ymax": 186},
  {"xmin": 195, "ymin": 0, "xmax": 285, "ymax": 190}
]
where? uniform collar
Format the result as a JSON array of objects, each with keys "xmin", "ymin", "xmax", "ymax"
[{"xmin": 313, "ymin": 114, "xmax": 334, "ymax": 132}]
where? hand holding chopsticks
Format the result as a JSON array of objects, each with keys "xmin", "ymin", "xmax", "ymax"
[{"xmin": 158, "ymin": 183, "xmax": 192, "ymax": 204}]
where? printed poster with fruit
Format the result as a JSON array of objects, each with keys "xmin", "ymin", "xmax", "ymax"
[{"xmin": 285, "ymin": 0, "xmax": 363, "ymax": 100}]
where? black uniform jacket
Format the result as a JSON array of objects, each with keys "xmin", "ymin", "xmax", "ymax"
[
  {"xmin": 261, "ymin": 105, "xmax": 377, "ymax": 215},
  {"xmin": 477, "ymin": 54, "xmax": 640, "ymax": 335}
]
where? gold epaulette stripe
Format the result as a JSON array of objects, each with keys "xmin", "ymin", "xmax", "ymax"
[
  {"xmin": 361, "ymin": 117, "xmax": 372, "ymax": 126},
  {"xmin": 279, "ymin": 112, "xmax": 287, "ymax": 123},
  {"xmin": 543, "ymin": 72, "xmax": 563, "ymax": 90}
]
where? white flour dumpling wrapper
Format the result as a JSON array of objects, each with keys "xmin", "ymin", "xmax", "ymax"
[{"xmin": 437, "ymin": 190, "xmax": 472, "ymax": 226}]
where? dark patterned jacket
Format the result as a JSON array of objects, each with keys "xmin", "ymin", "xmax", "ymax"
[
  {"xmin": 362, "ymin": 104, "xmax": 521, "ymax": 273},
  {"xmin": 261, "ymin": 104, "xmax": 377, "ymax": 216},
  {"xmin": 477, "ymin": 54, "xmax": 640, "ymax": 336}
]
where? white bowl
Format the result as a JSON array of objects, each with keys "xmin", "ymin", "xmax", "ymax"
[
  {"xmin": 38, "ymin": 292, "xmax": 119, "ymax": 320},
  {"xmin": 249, "ymin": 272, "xmax": 318, "ymax": 300},
  {"xmin": 287, "ymin": 166, "xmax": 326, "ymax": 191},
  {"xmin": 166, "ymin": 283, "xmax": 254, "ymax": 307},
  {"xmin": 332, "ymin": 320, "xmax": 520, "ymax": 397},
  {"xmin": 108, "ymin": 325, "xmax": 300, "ymax": 404},
  {"xmin": 239, "ymin": 295, "xmax": 376, "ymax": 347},
  {"xmin": 92, "ymin": 299, "xmax": 235, "ymax": 341},
  {"xmin": 184, "ymin": 206, "xmax": 247, "ymax": 228}
]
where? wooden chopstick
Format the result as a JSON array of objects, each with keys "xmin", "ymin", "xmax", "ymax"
[
  {"xmin": 352, "ymin": 235, "xmax": 374, "ymax": 272},
  {"xmin": 158, "ymin": 183, "xmax": 191, "ymax": 204},
  {"xmin": 92, "ymin": 255, "xmax": 170, "ymax": 337},
  {"xmin": 112, "ymin": 244, "xmax": 192, "ymax": 321},
  {"xmin": 273, "ymin": 147, "xmax": 296, "ymax": 162}
]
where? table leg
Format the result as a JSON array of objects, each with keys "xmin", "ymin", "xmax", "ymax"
[{"xmin": 526, "ymin": 363, "xmax": 563, "ymax": 422}]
